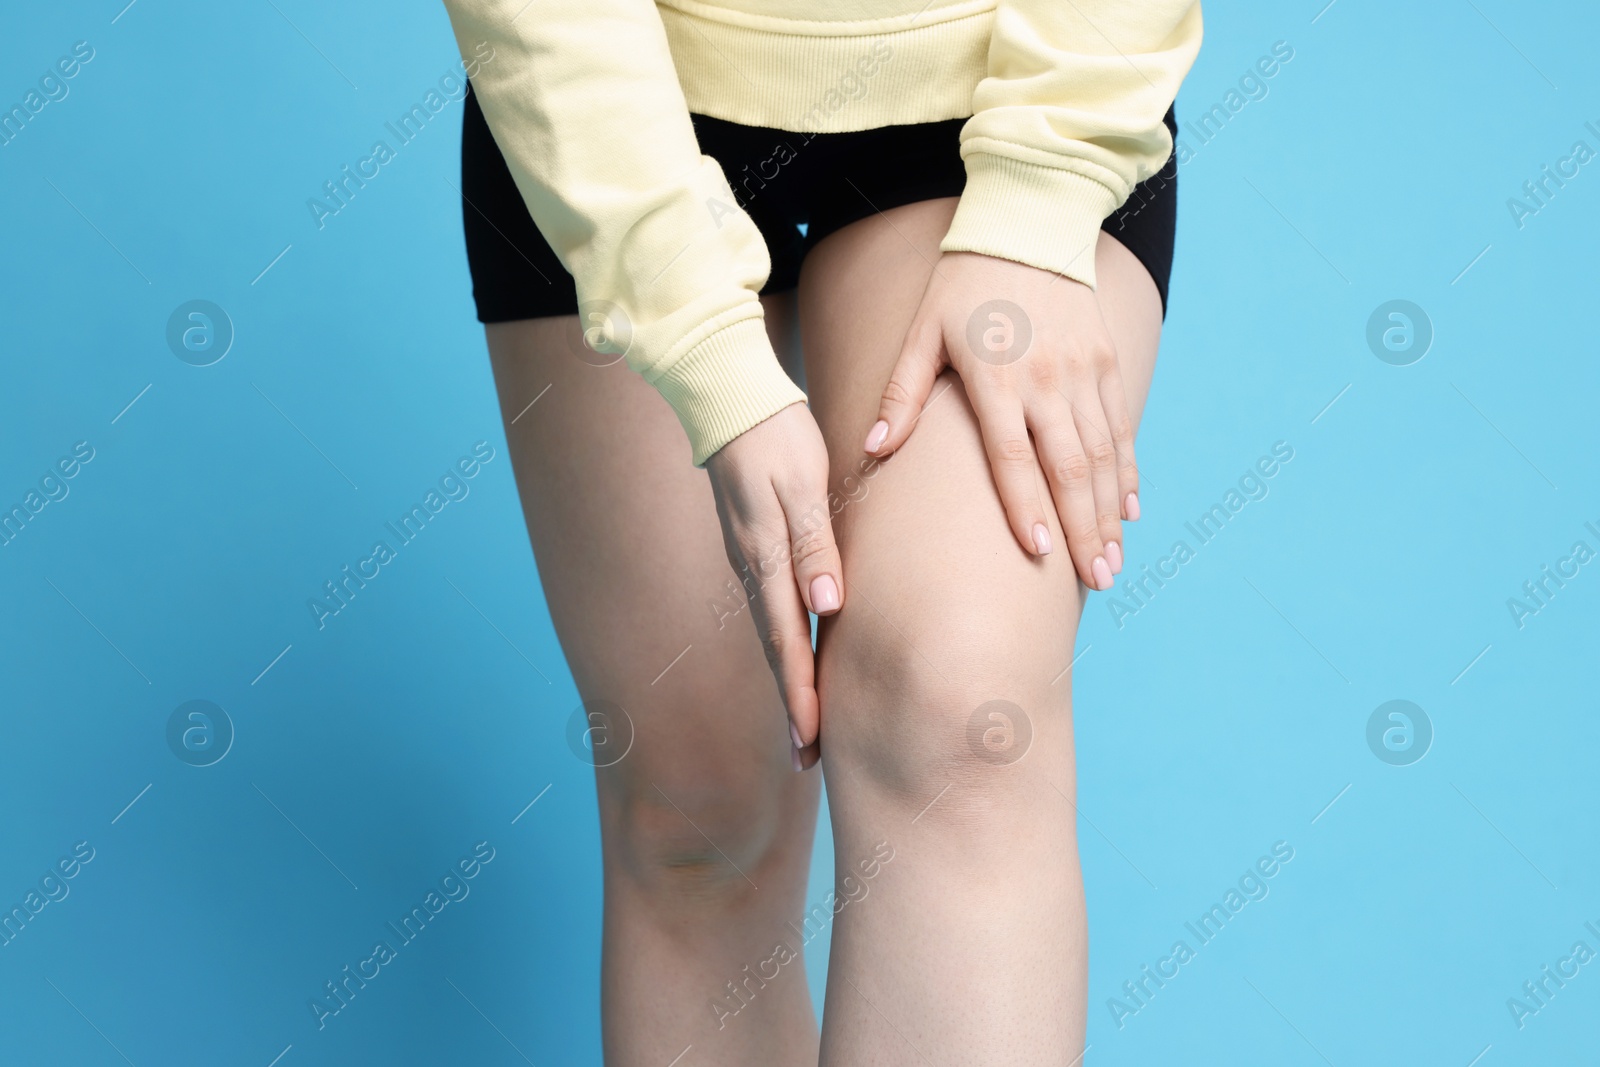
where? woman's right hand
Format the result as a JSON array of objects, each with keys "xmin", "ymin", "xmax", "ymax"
[{"xmin": 705, "ymin": 401, "xmax": 843, "ymax": 771}]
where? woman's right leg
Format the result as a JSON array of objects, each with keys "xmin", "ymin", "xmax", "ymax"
[{"xmin": 484, "ymin": 296, "xmax": 821, "ymax": 1066}]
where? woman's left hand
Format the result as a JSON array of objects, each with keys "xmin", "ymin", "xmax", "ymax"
[{"xmin": 864, "ymin": 251, "xmax": 1139, "ymax": 591}]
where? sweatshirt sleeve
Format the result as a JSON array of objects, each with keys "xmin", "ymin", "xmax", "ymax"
[
  {"xmin": 939, "ymin": 0, "xmax": 1203, "ymax": 289},
  {"xmin": 440, "ymin": 0, "xmax": 806, "ymax": 466}
]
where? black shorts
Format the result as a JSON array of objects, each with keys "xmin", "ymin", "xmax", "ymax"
[{"xmin": 460, "ymin": 83, "xmax": 1177, "ymax": 323}]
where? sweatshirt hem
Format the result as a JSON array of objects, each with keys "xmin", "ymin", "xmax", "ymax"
[{"xmin": 659, "ymin": 4, "xmax": 993, "ymax": 133}]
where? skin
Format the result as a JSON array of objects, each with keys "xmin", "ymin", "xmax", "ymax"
[
  {"xmin": 486, "ymin": 297, "xmax": 822, "ymax": 1067},
  {"xmin": 485, "ymin": 197, "xmax": 1162, "ymax": 1063}
]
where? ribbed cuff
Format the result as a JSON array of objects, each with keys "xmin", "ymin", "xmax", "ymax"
[
  {"xmin": 653, "ymin": 316, "xmax": 808, "ymax": 466},
  {"xmin": 940, "ymin": 153, "xmax": 1122, "ymax": 290}
]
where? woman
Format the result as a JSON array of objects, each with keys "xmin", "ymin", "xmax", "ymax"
[{"xmin": 444, "ymin": 0, "xmax": 1200, "ymax": 1061}]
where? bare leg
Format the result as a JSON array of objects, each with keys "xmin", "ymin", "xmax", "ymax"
[
  {"xmin": 798, "ymin": 199, "xmax": 1163, "ymax": 1063},
  {"xmin": 485, "ymin": 293, "xmax": 821, "ymax": 1066}
]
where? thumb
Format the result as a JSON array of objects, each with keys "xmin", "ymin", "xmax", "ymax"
[{"xmin": 864, "ymin": 312, "xmax": 944, "ymax": 457}]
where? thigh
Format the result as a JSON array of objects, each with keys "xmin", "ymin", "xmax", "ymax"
[
  {"xmin": 484, "ymin": 294, "xmax": 811, "ymax": 820},
  {"xmin": 800, "ymin": 196, "xmax": 1163, "ymax": 576},
  {"xmin": 798, "ymin": 199, "xmax": 1164, "ymax": 765}
]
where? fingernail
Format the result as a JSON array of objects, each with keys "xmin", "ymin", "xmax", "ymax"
[
  {"xmin": 790, "ymin": 721, "xmax": 804, "ymax": 749},
  {"xmin": 791, "ymin": 744, "xmax": 803, "ymax": 772},
  {"xmin": 1091, "ymin": 556, "xmax": 1113, "ymax": 591},
  {"xmin": 1125, "ymin": 492, "xmax": 1141, "ymax": 522},
  {"xmin": 1032, "ymin": 523, "xmax": 1052, "ymax": 555},
  {"xmin": 1105, "ymin": 540, "xmax": 1123, "ymax": 575},
  {"xmin": 810, "ymin": 574, "xmax": 840, "ymax": 613},
  {"xmin": 864, "ymin": 419, "xmax": 889, "ymax": 454}
]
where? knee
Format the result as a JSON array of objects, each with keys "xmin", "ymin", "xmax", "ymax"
[
  {"xmin": 817, "ymin": 603, "xmax": 1062, "ymax": 816},
  {"xmin": 598, "ymin": 715, "xmax": 801, "ymax": 904}
]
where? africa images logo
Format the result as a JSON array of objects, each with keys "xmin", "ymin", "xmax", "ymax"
[{"xmin": 306, "ymin": 42, "xmax": 495, "ymax": 230}]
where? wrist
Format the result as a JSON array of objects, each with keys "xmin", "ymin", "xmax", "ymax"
[
  {"xmin": 652, "ymin": 317, "xmax": 807, "ymax": 467},
  {"xmin": 940, "ymin": 153, "xmax": 1120, "ymax": 290}
]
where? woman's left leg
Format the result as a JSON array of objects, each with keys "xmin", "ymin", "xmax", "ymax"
[{"xmin": 797, "ymin": 197, "xmax": 1164, "ymax": 1062}]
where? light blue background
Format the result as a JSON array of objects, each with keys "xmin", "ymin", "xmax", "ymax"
[{"xmin": 2, "ymin": 0, "xmax": 1597, "ymax": 1063}]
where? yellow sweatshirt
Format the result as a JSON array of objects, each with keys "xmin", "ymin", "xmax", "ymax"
[{"xmin": 442, "ymin": 0, "xmax": 1202, "ymax": 465}]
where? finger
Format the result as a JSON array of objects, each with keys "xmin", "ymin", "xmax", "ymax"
[
  {"xmin": 774, "ymin": 487, "xmax": 843, "ymax": 752},
  {"xmin": 1097, "ymin": 361, "xmax": 1141, "ymax": 522},
  {"xmin": 797, "ymin": 739, "xmax": 821, "ymax": 772},
  {"xmin": 1032, "ymin": 404, "xmax": 1111, "ymax": 590},
  {"xmin": 735, "ymin": 522, "xmax": 823, "ymax": 751},
  {"xmin": 866, "ymin": 312, "xmax": 944, "ymax": 457},
  {"xmin": 1066, "ymin": 385, "xmax": 1124, "ymax": 577},
  {"xmin": 776, "ymin": 488, "xmax": 844, "ymax": 622},
  {"xmin": 968, "ymin": 389, "xmax": 1052, "ymax": 558}
]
